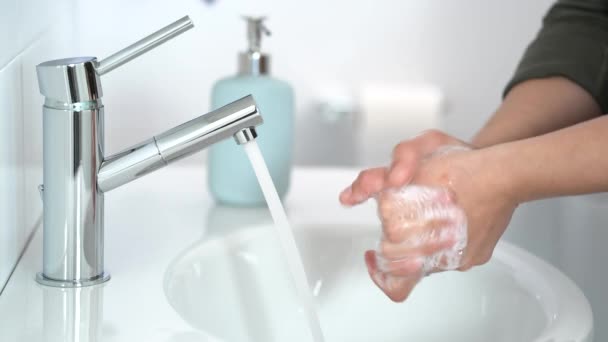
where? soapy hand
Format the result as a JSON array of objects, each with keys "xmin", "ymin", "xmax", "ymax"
[
  {"xmin": 340, "ymin": 130, "xmax": 518, "ymax": 302},
  {"xmin": 339, "ymin": 130, "xmax": 469, "ymax": 206}
]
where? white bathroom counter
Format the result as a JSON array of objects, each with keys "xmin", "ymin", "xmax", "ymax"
[{"xmin": 0, "ymin": 166, "xmax": 376, "ymax": 341}]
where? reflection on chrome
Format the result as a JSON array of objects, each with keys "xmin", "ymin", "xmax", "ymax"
[
  {"xmin": 35, "ymin": 14, "xmax": 263, "ymax": 288},
  {"xmin": 42, "ymin": 285, "xmax": 104, "ymax": 342}
]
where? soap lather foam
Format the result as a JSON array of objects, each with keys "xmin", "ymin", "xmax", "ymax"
[{"xmin": 375, "ymin": 185, "xmax": 468, "ymax": 277}]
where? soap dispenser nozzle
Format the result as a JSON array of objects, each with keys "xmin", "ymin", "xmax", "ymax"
[
  {"xmin": 244, "ymin": 16, "xmax": 271, "ymax": 52},
  {"xmin": 239, "ymin": 16, "xmax": 271, "ymax": 76}
]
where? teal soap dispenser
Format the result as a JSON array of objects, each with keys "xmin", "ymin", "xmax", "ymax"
[{"xmin": 208, "ymin": 17, "xmax": 294, "ymax": 206}]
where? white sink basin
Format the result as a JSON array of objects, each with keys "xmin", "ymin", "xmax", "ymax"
[
  {"xmin": 0, "ymin": 168, "xmax": 594, "ymax": 342},
  {"xmin": 164, "ymin": 223, "xmax": 593, "ymax": 342}
]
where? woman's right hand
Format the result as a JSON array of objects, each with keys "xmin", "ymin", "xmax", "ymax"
[{"xmin": 339, "ymin": 130, "xmax": 470, "ymax": 206}]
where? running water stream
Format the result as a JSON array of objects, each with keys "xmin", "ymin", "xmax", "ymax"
[{"xmin": 243, "ymin": 140, "xmax": 326, "ymax": 342}]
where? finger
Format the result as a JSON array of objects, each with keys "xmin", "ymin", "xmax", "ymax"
[
  {"xmin": 387, "ymin": 130, "xmax": 455, "ymax": 188},
  {"xmin": 365, "ymin": 250, "xmax": 379, "ymax": 275},
  {"xmin": 381, "ymin": 216, "xmax": 453, "ymax": 245},
  {"xmin": 365, "ymin": 251, "xmax": 420, "ymax": 302},
  {"xmin": 435, "ymin": 250, "xmax": 466, "ymax": 271},
  {"xmin": 339, "ymin": 167, "xmax": 387, "ymax": 206},
  {"xmin": 382, "ymin": 275, "xmax": 421, "ymax": 302},
  {"xmin": 392, "ymin": 130, "xmax": 453, "ymax": 160},
  {"xmin": 378, "ymin": 224, "xmax": 456, "ymax": 259},
  {"xmin": 386, "ymin": 156, "xmax": 418, "ymax": 188},
  {"xmin": 376, "ymin": 255, "xmax": 425, "ymax": 277},
  {"xmin": 376, "ymin": 187, "xmax": 455, "ymax": 227}
]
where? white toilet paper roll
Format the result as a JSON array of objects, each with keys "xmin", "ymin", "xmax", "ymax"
[{"xmin": 358, "ymin": 84, "xmax": 444, "ymax": 167}]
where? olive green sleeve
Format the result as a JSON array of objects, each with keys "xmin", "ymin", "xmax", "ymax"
[{"xmin": 505, "ymin": 0, "xmax": 608, "ymax": 112}]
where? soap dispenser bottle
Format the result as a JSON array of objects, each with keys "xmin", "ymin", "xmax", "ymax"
[{"xmin": 208, "ymin": 17, "xmax": 294, "ymax": 206}]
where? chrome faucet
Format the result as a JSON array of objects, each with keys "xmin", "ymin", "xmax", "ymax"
[{"xmin": 35, "ymin": 16, "xmax": 263, "ymax": 287}]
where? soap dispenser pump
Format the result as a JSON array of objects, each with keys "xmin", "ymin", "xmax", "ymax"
[
  {"xmin": 240, "ymin": 17, "xmax": 271, "ymax": 75},
  {"xmin": 208, "ymin": 17, "xmax": 294, "ymax": 206}
]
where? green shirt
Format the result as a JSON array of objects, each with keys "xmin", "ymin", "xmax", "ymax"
[{"xmin": 506, "ymin": 0, "xmax": 608, "ymax": 112}]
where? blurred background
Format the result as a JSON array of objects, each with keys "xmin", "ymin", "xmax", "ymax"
[{"xmin": 1, "ymin": 0, "xmax": 607, "ymax": 339}]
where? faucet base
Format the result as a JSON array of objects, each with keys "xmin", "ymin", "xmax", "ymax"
[{"xmin": 35, "ymin": 272, "xmax": 111, "ymax": 288}]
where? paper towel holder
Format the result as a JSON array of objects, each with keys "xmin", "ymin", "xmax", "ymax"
[{"xmin": 314, "ymin": 85, "xmax": 359, "ymax": 125}]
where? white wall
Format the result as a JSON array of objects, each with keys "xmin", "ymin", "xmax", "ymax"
[
  {"xmin": 73, "ymin": 2, "xmax": 608, "ymax": 339},
  {"xmin": 1, "ymin": 0, "xmax": 557, "ymax": 290},
  {"xmin": 73, "ymin": 0, "xmax": 554, "ymax": 166},
  {"xmin": 0, "ymin": 0, "xmax": 77, "ymax": 290}
]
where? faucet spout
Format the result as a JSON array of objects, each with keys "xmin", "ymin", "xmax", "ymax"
[
  {"xmin": 34, "ymin": 16, "xmax": 266, "ymax": 287},
  {"xmin": 97, "ymin": 95, "xmax": 262, "ymax": 192}
]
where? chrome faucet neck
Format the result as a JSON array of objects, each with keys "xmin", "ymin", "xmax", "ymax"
[{"xmin": 36, "ymin": 16, "xmax": 263, "ymax": 288}]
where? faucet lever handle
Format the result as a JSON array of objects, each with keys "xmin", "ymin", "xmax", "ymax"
[{"xmin": 96, "ymin": 16, "xmax": 194, "ymax": 75}]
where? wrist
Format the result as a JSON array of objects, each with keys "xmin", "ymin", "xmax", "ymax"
[{"xmin": 471, "ymin": 144, "xmax": 525, "ymax": 206}]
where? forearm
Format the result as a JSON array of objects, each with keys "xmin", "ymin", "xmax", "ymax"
[
  {"xmin": 474, "ymin": 0, "xmax": 608, "ymax": 148},
  {"xmin": 483, "ymin": 115, "xmax": 608, "ymax": 203},
  {"xmin": 472, "ymin": 77, "xmax": 601, "ymax": 148}
]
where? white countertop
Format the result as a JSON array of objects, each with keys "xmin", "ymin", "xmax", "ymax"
[{"xmin": 0, "ymin": 166, "xmax": 377, "ymax": 342}]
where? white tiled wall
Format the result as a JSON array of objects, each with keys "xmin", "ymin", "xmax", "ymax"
[
  {"xmin": 0, "ymin": 1, "xmax": 19, "ymax": 69},
  {"xmin": 0, "ymin": 0, "xmax": 76, "ymax": 290},
  {"xmin": 0, "ymin": 54, "xmax": 25, "ymax": 292}
]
